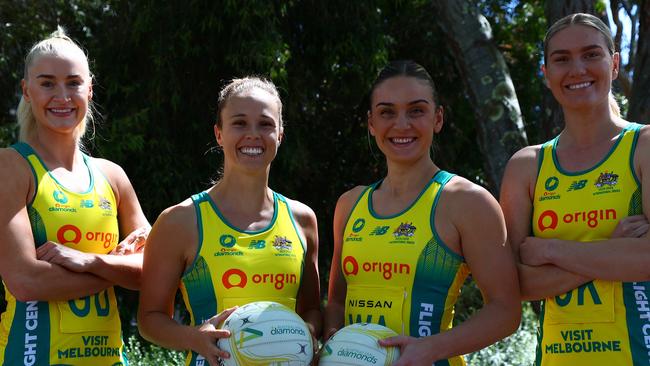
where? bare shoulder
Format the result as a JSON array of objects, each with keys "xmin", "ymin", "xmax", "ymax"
[
  {"xmin": 283, "ymin": 196, "xmax": 317, "ymax": 230},
  {"xmin": 506, "ymin": 144, "xmax": 542, "ymax": 173},
  {"xmin": 336, "ymin": 185, "xmax": 367, "ymax": 214},
  {"xmin": 636, "ymin": 124, "xmax": 650, "ymax": 152},
  {"xmin": 0, "ymin": 147, "xmax": 30, "ymax": 174},
  {"xmin": 91, "ymin": 157, "xmax": 128, "ymax": 182},
  {"xmin": 0, "ymin": 147, "xmax": 32, "ymax": 198},
  {"xmin": 155, "ymin": 198, "xmax": 196, "ymax": 232},
  {"xmin": 623, "ymin": 122, "xmax": 649, "ymax": 175},
  {"xmin": 147, "ymin": 198, "xmax": 197, "ymax": 257},
  {"xmin": 501, "ymin": 144, "xmax": 543, "ymax": 196},
  {"xmin": 443, "ymin": 176, "xmax": 497, "ymax": 209}
]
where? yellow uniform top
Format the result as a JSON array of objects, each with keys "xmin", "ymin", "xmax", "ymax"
[
  {"xmin": 532, "ymin": 123, "xmax": 650, "ymax": 366},
  {"xmin": 179, "ymin": 190, "xmax": 306, "ymax": 366},
  {"xmin": 0, "ymin": 142, "xmax": 124, "ymax": 366},
  {"xmin": 342, "ymin": 171, "xmax": 469, "ymax": 366}
]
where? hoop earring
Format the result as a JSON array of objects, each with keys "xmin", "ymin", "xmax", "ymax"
[{"xmin": 366, "ymin": 129, "xmax": 380, "ymax": 162}]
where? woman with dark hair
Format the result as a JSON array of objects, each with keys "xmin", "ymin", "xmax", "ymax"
[
  {"xmin": 501, "ymin": 13, "xmax": 650, "ymax": 365},
  {"xmin": 325, "ymin": 60, "xmax": 521, "ymax": 365}
]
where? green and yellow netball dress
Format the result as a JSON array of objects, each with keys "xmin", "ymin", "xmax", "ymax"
[
  {"xmin": 179, "ymin": 191, "xmax": 306, "ymax": 366},
  {"xmin": 0, "ymin": 143, "xmax": 125, "ymax": 366},
  {"xmin": 532, "ymin": 123, "xmax": 650, "ymax": 366},
  {"xmin": 341, "ymin": 171, "xmax": 469, "ymax": 366}
]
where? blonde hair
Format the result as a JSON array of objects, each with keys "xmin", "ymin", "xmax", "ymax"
[
  {"xmin": 18, "ymin": 26, "xmax": 95, "ymax": 143},
  {"xmin": 545, "ymin": 13, "xmax": 621, "ymax": 117}
]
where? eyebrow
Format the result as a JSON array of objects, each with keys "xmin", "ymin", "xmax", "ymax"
[
  {"xmin": 375, "ymin": 99, "xmax": 430, "ymax": 108},
  {"xmin": 228, "ymin": 113, "xmax": 275, "ymax": 120},
  {"xmin": 35, "ymin": 74, "xmax": 82, "ymax": 79},
  {"xmin": 549, "ymin": 44, "xmax": 604, "ymax": 57}
]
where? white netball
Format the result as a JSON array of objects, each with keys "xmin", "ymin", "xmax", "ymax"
[
  {"xmin": 319, "ymin": 323, "xmax": 400, "ymax": 366},
  {"xmin": 217, "ymin": 301, "xmax": 313, "ymax": 365}
]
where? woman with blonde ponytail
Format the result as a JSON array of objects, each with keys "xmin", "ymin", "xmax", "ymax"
[
  {"xmin": 501, "ymin": 13, "xmax": 650, "ymax": 366},
  {"xmin": 0, "ymin": 27, "xmax": 149, "ymax": 365}
]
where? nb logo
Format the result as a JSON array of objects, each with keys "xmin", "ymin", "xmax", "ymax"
[
  {"xmin": 80, "ymin": 199, "xmax": 94, "ymax": 208},
  {"xmin": 249, "ymin": 240, "xmax": 265, "ymax": 249},
  {"xmin": 370, "ymin": 226, "xmax": 390, "ymax": 236},
  {"xmin": 567, "ymin": 179, "xmax": 588, "ymax": 192}
]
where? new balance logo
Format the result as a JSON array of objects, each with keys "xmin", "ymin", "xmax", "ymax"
[
  {"xmin": 567, "ymin": 179, "xmax": 588, "ymax": 192},
  {"xmin": 370, "ymin": 226, "xmax": 390, "ymax": 236}
]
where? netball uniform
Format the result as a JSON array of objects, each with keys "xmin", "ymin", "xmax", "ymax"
[
  {"xmin": 0, "ymin": 143, "xmax": 125, "ymax": 366},
  {"xmin": 341, "ymin": 171, "xmax": 469, "ymax": 366},
  {"xmin": 179, "ymin": 191, "xmax": 306, "ymax": 366},
  {"xmin": 532, "ymin": 123, "xmax": 650, "ymax": 366}
]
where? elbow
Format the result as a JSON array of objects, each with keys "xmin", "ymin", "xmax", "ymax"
[
  {"xmin": 518, "ymin": 275, "xmax": 543, "ymax": 302},
  {"xmin": 496, "ymin": 299, "xmax": 522, "ymax": 337},
  {"xmin": 122, "ymin": 270, "xmax": 143, "ymax": 291},
  {"xmin": 506, "ymin": 303, "xmax": 523, "ymax": 335},
  {"xmin": 131, "ymin": 268, "xmax": 143, "ymax": 290},
  {"xmin": 136, "ymin": 311, "xmax": 153, "ymax": 343},
  {"xmin": 8, "ymin": 280, "xmax": 41, "ymax": 302},
  {"xmin": 520, "ymin": 286, "xmax": 541, "ymax": 302},
  {"xmin": 489, "ymin": 297, "xmax": 522, "ymax": 338}
]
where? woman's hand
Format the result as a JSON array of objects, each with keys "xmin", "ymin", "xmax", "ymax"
[
  {"xmin": 36, "ymin": 241, "xmax": 94, "ymax": 272},
  {"xmin": 611, "ymin": 215, "xmax": 649, "ymax": 238},
  {"xmin": 191, "ymin": 307, "xmax": 237, "ymax": 366},
  {"xmin": 379, "ymin": 335, "xmax": 434, "ymax": 366},
  {"xmin": 519, "ymin": 237, "xmax": 556, "ymax": 266},
  {"xmin": 112, "ymin": 226, "xmax": 150, "ymax": 255}
]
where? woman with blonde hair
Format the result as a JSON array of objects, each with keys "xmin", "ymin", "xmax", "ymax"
[
  {"xmin": 501, "ymin": 13, "xmax": 650, "ymax": 365},
  {"xmin": 0, "ymin": 28, "xmax": 149, "ymax": 365}
]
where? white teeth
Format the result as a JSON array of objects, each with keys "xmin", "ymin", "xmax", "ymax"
[
  {"xmin": 391, "ymin": 137, "xmax": 414, "ymax": 144},
  {"xmin": 50, "ymin": 108, "xmax": 73, "ymax": 113},
  {"xmin": 239, "ymin": 147, "xmax": 263, "ymax": 155},
  {"xmin": 568, "ymin": 82, "xmax": 592, "ymax": 90}
]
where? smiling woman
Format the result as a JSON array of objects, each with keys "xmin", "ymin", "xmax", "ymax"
[
  {"xmin": 324, "ymin": 60, "xmax": 521, "ymax": 365},
  {"xmin": 137, "ymin": 77, "xmax": 321, "ymax": 366},
  {"xmin": 17, "ymin": 31, "xmax": 95, "ymax": 145},
  {"xmin": 500, "ymin": 13, "xmax": 650, "ymax": 366},
  {"xmin": 0, "ymin": 27, "xmax": 150, "ymax": 366}
]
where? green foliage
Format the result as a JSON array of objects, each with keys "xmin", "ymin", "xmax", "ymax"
[
  {"xmin": 0, "ymin": 123, "xmax": 17, "ymax": 148},
  {"xmin": 123, "ymin": 334, "xmax": 184, "ymax": 366},
  {"xmin": 467, "ymin": 302, "xmax": 537, "ymax": 365},
  {"xmin": 455, "ymin": 281, "xmax": 537, "ymax": 365}
]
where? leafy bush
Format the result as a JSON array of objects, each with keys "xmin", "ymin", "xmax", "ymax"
[
  {"xmin": 466, "ymin": 302, "xmax": 537, "ymax": 366},
  {"xmin": 123, "ymin": 334, "xmax": 185, "ymax": 366}
]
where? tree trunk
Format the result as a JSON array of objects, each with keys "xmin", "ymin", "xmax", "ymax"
[
  {"xmin": 544, "ymin": 0, "xmax": 596, "ymax": 25},
  {"xmin": 541, "ymin": 0, "xmax": 599, "ymax": 140},
  {"xmin": 628, "ymin": 0, "xmax": 650, "ymax": 123},
  {"xmin": 433, "ymin": 1, "xmax": 527, "ymax": 195}
]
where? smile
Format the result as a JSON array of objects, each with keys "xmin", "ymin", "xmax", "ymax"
[
  {"xmin": 239, "ymin": 146, "xmax": 264, "ymax": 156},
  {"xmin": 389, "ymin": 137, "xmax": 415, "ymax": 144},
  {"xmin": 566, "ymin": 81, "xmax": 593, "ymax": 90},
  {"xmin": 48, "ymin": 108, "xmax": 74, "ymax": 114}
]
